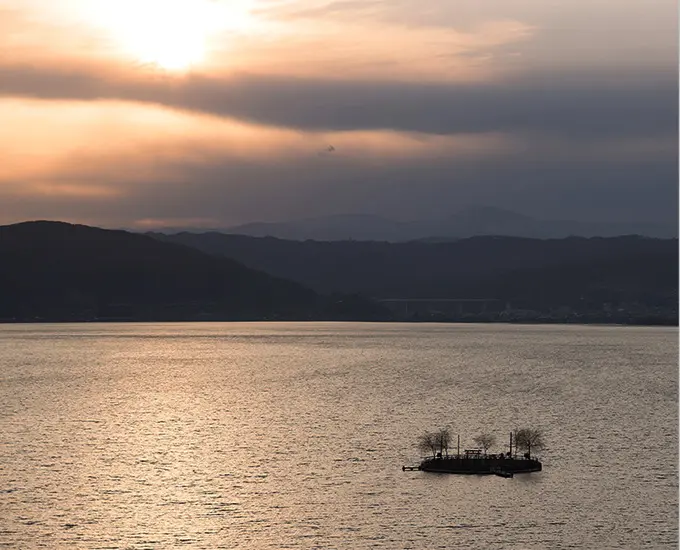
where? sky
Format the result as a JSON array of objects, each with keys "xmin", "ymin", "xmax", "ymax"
[{"xmin": 1, "ymin": 0, "xmax": 677, "ymax": 229}]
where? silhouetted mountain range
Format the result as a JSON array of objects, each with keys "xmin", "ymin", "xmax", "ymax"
[
  {"xmin": 1, "ymin": 221, "xmax": 675, "ymax": 325},
  {"xmin": 151, "ymin": 231, "xmax": 678, "ymax": 323},
  {"xmin": 0, "ymin": 222, "xmax": 383, "ymax": 322},
  {"xmin": 215, "ymin": 207, "xmax": 677, "ymax": 241}
]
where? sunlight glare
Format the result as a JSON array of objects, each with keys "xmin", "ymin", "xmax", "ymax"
[{"xmin": 91, "ymin": 0, "xmax": 253, "ymax": 70}]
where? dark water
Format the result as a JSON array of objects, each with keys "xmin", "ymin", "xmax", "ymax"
[{"xmin": 1, "ymin": 322, "xmax": 677, "ymax": 549}]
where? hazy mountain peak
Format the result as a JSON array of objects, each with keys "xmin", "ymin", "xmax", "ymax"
[
  {"xmin": 449, "ymin": 206, "xmax": 535, "ymax": 222},
  {"xmin": 221, "ymin": 207, "xmax": 676, "ymax": 242}
]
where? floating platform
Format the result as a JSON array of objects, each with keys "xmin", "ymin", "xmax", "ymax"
[{"xmin": 403, "ymin": 456, "xmax": 541, "ymax": 475}]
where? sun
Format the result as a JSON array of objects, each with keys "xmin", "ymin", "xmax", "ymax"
[
  {"xmin": 121, "ymin": 2, "xmax": 210, "ymax": 70},
  {"xmin": 90, "ymin": 0, "xmax": 253, "ymax": 70}
]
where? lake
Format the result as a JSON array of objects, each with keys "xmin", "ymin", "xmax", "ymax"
[{"xmin": 0, "ymin": 322, "xmax": 677, "ymax": 549}]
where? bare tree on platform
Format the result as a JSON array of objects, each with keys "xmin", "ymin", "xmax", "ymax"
[
  {"xmin": 435, "ymin": 428, "xmax": 451, "ymax": 457},
  {"xmin": 473, "ymin": 433, "xmax": 496, "ymax": 456},
  {"xmin": 418, "ymin": 428, "xmax": 451, "ymax": 458},
  {"xmin": 513, "ymin": 428, "xmax": 545, "ymax": 458},
  {"xmin": 417, "ymin": 432, "xmax": 438, "ymax": 458}
]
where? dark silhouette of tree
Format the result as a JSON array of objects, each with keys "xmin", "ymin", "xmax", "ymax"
[
  {"xmin": 513, "ymin": 428, "xmax": 545, "ymax": 458},
  {"xmin": 435, "ymin": 428, "xmax": 451, "ymax": 457},
  {"xmin": 417, "ymin": 431, "xmax": 438, "ymax": 458},
  {"xmin": 473, "ymin": 433, "xmax": 496, "ymax": 455},
  {"xmin": 418, "ymin": 428, "xmax": 451, "ymax": 458}
]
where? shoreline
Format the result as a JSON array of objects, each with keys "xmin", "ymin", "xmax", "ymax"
[{"xmin": 0, "ymin": 318, "xmax": 676, "ymax": 328}]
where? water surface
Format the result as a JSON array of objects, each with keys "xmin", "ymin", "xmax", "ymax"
[{"xmin": 1, "ymin": 322, "xmax": 677, "ymax": 548}]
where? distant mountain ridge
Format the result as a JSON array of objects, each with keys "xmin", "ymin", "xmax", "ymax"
[
  {"xmin": 1, "ymin": 221, "xmax": 675, "ymax": 325},
  {"xmin": 0, "ymin": 221, "xmax": 384, "ymax": 322},
  {"xmin": 217, "ymin": 207, "xmax": 677, "ymax": 241},
  {"xmin": 151, "ymin": 232, "xmax": 678, "ymax": 322}
]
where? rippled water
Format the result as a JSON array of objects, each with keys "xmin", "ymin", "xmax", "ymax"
[{"xmin": 0, "ymin": 322, "xmax": 677, "ymax": 549}]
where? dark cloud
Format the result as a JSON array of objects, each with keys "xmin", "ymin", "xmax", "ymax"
[
  {"xmin": 1, "ymin": 63, "xmax": 676, "ymax": 140},
  {"xmin": 1, "ymin": 58, "xmax": 676, "ymax": 227}
]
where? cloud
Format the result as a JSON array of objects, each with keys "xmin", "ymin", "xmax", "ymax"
[
  {"xmin": 1, "ymin": 1, "xmax": 674, "ymax": 142},
  {"xmin": 6, "ymin": 143, "xmax": 673, "ymax": 228},
  {"xmin": 0, "ymin": 97, "xmax": 675, "ymax": 229},
  {"xmin": 0, "ymin": 0, "xmax": 676, "ymax": 229},
  {"xmin": 257, "ymin": 0, "xmax": 678, "ymax": 70},
  {"xmin": 0, "ymin": 2, "xmax": 533, "ymax": 81},
  {"xmin": 1, "ymin": 60, "xmax": 676, "ymax": 141}
]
